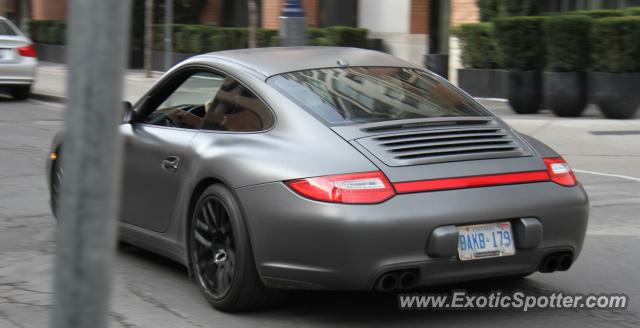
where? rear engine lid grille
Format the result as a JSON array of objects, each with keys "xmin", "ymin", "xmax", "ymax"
[{"xmin": 356, "ymin": 120, "xmax": 531, "ymax": 166}]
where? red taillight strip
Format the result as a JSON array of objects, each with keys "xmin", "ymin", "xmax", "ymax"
[{"xmin": 393, "ymin": 170, "xmax": 551, "ymax": 194}]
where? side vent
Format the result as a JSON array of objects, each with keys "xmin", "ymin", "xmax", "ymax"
[{"xmin": 356, "ymin": 120, "xmax": 530, "ymax": 166}]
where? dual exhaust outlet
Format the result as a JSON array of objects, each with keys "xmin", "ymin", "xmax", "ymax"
[
  {"xmin": 539, "ymin": 252, "xmax": 573, "ymax": 273},
  {"xmin": 375, "ymin": 252, "xmax": 573, "ymax": 291},
  {"xmin": 374, "ymin": 270, "xmax": 419, "ymax": 292}
]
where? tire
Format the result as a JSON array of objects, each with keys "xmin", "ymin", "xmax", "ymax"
[
  {"xmin": 50, "ymin": 151, "xmax": 63, "ymax": 217},
  {"xmin": 189, "ymin": 184, "xmax": 283, "ymax": 312},
  {"xmin": 11, "ymin": 85, "xmax": 31, "ymax": 100}
]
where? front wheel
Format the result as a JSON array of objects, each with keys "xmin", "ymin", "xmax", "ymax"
[
  {"xmin": 189, "ymin": 184, "xmax": 283, "ymax": 312},
  {"xmin": 50, "ymin": 151, "xmax": 63, "ymax": 217}
]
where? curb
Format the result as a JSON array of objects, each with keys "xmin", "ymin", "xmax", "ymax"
[{"xmin": 31, "ymin": 92, "xmax": 66, "ymax": 103}]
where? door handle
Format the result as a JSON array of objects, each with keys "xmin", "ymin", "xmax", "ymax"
[{"xmin": 161, "ymin": 156, "xmax": 181, "ymax": 172}]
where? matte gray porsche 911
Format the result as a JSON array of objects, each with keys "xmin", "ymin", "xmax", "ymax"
[{"xmin": 47, "ymin": 47, "xmax": 589, "ymax": 312}]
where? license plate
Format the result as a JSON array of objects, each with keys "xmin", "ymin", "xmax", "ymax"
[
  {"xmin": 457, "ymin": 221, "xmax": 515, "ymax": 261},
  {"xmin": 0, "ymin": 49, "xmax": 13, "ymax": 61}
]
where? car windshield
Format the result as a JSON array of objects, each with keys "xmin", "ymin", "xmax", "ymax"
[
  {"xmin": 0, "ymin": 20, "xmax": 18, "ymax": 36},
  {"xmin": 268, "ymin": 67, "xmax": 488, "ymax": 125}
]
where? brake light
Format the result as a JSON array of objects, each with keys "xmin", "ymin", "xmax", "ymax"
[
  {"xmin": 393, "ymin": 171, "xmax": 550, "ymax": 193},
  {"xmin": 286, "ymin": 171, "xmax": 395, "ymax": 204},
  {"xmin": 18, "ymin": 44, "xmax": 37, "ymax": 58},
  {"xmin": 544, "ymin": 157, "xmax": 577, "ymax": 187}
]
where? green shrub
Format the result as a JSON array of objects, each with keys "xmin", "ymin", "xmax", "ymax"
[
  {"xmin": 544, "ymin": 15, "xmax": 591, "ymax": 72},
  {"xmin": 498, "ymin": 0, "xmax": 540, "ymax": 17},
  {"xmin": 591, "ymin": 17, "xmax": 640, "ymax": 72},
  {"xmin": 568, "ymin": 9, "xmax": 624, "ymax": 19},
  {"xmin": 325, "ymin": 26, "xmax": 370, "ymax": 48},
  {"xmin": 494, "ymin": 16, "xmax": 546, "ymax": 70},
  {"xmin": 455, "ymin": 23, "xmax": 499, "ymax": 69},
  {"xmin": 29, "ymin": 20, "xmax": 66, "ymax": 45},
  {"xmin": 624, "ymin": 7, "xmax": 640, "ymax": 16},
  {"xmin": 307, "ymin": 27, "xmax": 327, "ymax": 45},
  {"xmin": 477, "ymin": 0, "xmax": 499, "ymax": 21},
  {"xmin": 256, "ymin": 29, "xmax": 278, "ymax": 47}
]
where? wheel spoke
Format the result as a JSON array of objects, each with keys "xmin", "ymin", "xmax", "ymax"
[
  {"xmin": 205, "ymin": 202, "xmax": 220, "ymax": 230},
  {"xmin": 195, "ymin": 218, "xmax": 210, "ymax": 232},
  {"xmin": 193, "ymin": 230, "xmax": 211, "ymax": 248},
  {"xmin": 213, "ymin": 202, "xmax": 225, "ymax": 231}
]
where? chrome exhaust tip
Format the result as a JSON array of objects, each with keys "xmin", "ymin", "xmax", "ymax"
[{"xmin": 375, "ymin": 273, "xmax": 399, "ymax": 292}]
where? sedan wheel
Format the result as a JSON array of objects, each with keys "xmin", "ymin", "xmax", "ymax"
[{"xmin": 190, "ymin": 184, "xmax": 283, "ymax": 311}]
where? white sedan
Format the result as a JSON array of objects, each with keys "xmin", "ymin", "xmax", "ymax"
[{"xmin": 0, "ymin": 16, "xmax": 37, "ymax": 99}]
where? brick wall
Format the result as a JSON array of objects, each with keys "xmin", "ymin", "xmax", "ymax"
[
  {"xmin": 200, "ymin": 0, "xmax": 224, "ymax": 25},
  {"xmin": 410, "ymin": 0, "xmax": 429, "ymax": 34},
  {"xmin": 0, "ymin": 0, "xmax": 16, "ymax": 17},
  {"xmin": 262, "ymin": 0, "xmax": 318, "ymax": 29},
  {"xmin": 451, "ymin": 0, "xmax": 479, "ymax": 26},
  {"xmin": 32, "ymin": 0, "xmax": 67, "ymax": 20}
]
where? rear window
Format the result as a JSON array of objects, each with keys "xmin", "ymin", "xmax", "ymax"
[
  {"xmin": 268, "ymin": 67, "xmax": 488, "ymax": 125},
  {"xmin": 0, "ymin": 21, "xmax": 18, "ymax": 36}
]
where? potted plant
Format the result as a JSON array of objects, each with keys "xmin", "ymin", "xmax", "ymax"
[
  {"xmin": 456, "ymin": 23, "xmax": 504, "ymax": 98},
  {"xmin": 543, "ymin": 15, "xmax": 592, "ymax": 117},
  {"xmin": 494, "ymin": 16, "xmax": 546, "ymax": 114},
  {"xmin": 590, "ymin": 17, "xmax": 640, "ymax": 119}
]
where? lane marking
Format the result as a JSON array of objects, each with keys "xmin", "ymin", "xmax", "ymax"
[{"xmin": 574, "ymin": 169, "xmax": 640, "ymax": 183}]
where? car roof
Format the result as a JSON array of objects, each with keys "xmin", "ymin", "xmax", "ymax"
[{"xmin": 192, "ymin": 47, "xmax": 418, "ymax": 77}]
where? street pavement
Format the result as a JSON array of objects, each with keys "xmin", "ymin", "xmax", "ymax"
[{"xmin": 1, "ymin": 85, "xmax": 639, "ymax": 327}]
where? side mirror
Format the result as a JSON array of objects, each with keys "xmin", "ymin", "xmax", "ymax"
[{"xmin": 122, "ymin": 101, "xmax": 134, "ymax": 123}]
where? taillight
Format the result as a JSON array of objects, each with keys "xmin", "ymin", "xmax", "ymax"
[
  {"xmin": 286, "ymin": 171, "xmax": 395, "ymax": 204},
  {"xmin": 18, "ymin": 44, "xmax": 37, "ymax": 58},
  {"xmin": 544, "ymin": 157, "xmax": 577, "ymax": 187}
]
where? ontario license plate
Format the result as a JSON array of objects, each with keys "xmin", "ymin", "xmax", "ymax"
[{"xmin": 457, "ymin": 221, "xmax": 515, "ymax": 261}]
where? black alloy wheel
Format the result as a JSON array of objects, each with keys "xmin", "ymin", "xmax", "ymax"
[
  {"xmin": 190, "ymin": 184, "xmax": 283, "ymax": 311},
  {"xmin": 192, "ymin": 195, "xmax": 236, "ymax": 300}
]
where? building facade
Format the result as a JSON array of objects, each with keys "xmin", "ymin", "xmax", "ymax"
[{"xmin": 2, "ymin": 0, "xmax": 639, "ymax": 82}]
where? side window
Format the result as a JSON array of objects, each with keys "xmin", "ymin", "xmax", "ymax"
[
  {"xmin": 201, "ymin": 77, "xmax": 274, "ymax": 132},
  {"xmin": 143, "ymin": 72, "xmax": 224, "ymax": 129}
]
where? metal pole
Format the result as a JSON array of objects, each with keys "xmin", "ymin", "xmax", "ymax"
[
  {"xmin": 52, "ymin": 0, "xmax": 130, "ymax": 327},
  {"xmin": 279, "ymin": 0, "xmax": 307, "ymax": 47},
  {"xmin": 248, "ymin": 0, "xmax": 258, "ymax": 48},
  {"xmin": 164, "ymin": 0, "xmax": 173, "ymax": 71},
  {"xmin": 144, "ymin": 0, "xmax": 154, "ymax": 77}
]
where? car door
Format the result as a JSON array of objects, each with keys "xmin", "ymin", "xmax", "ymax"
[{"xmin": 120, "ymin": 69, "xmax": 225, "ymax": 232}]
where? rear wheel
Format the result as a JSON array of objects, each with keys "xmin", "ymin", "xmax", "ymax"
[
  {"xmin": 189, "ymin": 184, "xmax": 283, "ymax": 312},
  {"xmin": 11, "ymin": 85, "xmax": 31, "ymax": 100}
]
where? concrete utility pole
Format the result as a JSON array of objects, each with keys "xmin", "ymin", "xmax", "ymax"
[
  {"xmin": 164, "ymin": 0, "xmax": 173, "ymax": 71},
  {"xmin": 248, "ymin": 0, "xmax": 258, "ymax": 48},
  {"xmin": 52, "ymin": 0, "xmax": 130, "ymax": 327},
  {"xmin": 279, "ymin": 0, "xmax": 307, "ymax": 47},
  {"xmin": 144, "ymin": 0, "xmax": 154, "ymax": 77}
]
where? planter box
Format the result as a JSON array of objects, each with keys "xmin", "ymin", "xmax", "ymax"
[
  {"xmin": 35, "ymin": 44, "xmax": 67, "ymax": 64},
  {"xmin": 544, "ymin": 71, "xmax": 588, "ymax": 117},
  {"xmin": 590, "ymin": 72, "xmax": 640, "ymax": 119},
  {"xmin": 457, "ymin": 68, "xmax": 508, "ymax": 99}
]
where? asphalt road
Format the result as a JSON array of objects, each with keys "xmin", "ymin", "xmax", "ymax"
[{"xmin": 1, "ymin": 99, "xmax": 639, "ymax": 328}]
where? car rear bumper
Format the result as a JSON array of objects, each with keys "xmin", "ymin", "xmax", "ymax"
[
  {"xmin": 235, "ymin": 181, "xmax": 589, "ymax": 290},
  {"xmin": 0, "ymin": 57, "xmax": 37, "ymax": 86}
]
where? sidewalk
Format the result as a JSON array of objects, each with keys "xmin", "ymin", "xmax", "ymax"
[{"xmin": 33, "ymin": 62, "xmax": 162, "ymax": 104}]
